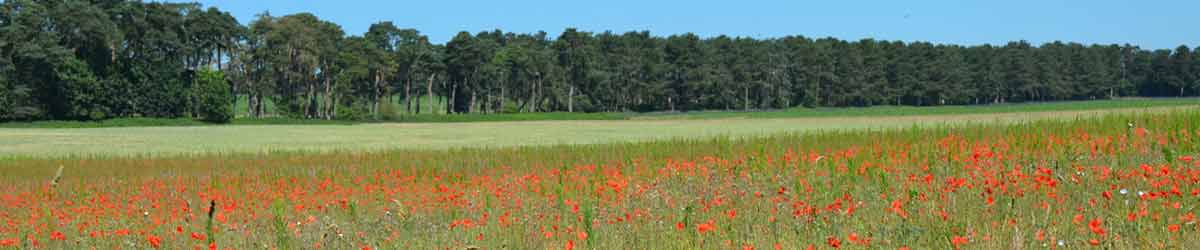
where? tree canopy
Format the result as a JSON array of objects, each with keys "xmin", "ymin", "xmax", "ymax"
[{"xmin": 2, "ymin": 0, "xmax": 1197, "ymax": 122}]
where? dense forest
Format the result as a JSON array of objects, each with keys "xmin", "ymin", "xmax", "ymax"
[{"xmin": 1, "ymin": 1, "xmax": 1198, "ymax": 122}]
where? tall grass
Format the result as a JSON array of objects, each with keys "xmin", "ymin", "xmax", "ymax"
[
  {"xmin": 0, "ymin": 110, "xmax": 1196, "ymax": 249},
  {"xmin": 638, "ymin": 97, "xmax": 1200, "ymax": 120},
  {"xmin": 3, "ymin": 109, "xmax": 1194, "ymax": 180},
  {"xmin": 6, "ymin": 98, "xmax": 1197, "ymax": 128}
]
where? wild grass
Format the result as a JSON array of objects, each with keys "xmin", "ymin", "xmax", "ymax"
[
  {"xmin": 5, "ymin": 97, "xmax": 1198, "ymax": 129},
  {"xmin": 1, "ymin": 105, "xmax": 1193, "ymax": 159},
  {"xmin": 0, "ymin": 108, "xmax": 1197, "ymax": 249},
  {"xmin": 636, "ymin": 97, "xmax": 1200, "ymax": 120}
]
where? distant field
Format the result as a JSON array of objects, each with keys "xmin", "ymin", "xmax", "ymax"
[
  {"xmin": 634, "ymin": 97, "xmax": 1200, "ymax": 120},
  {"xmin": 1, "ymin": 104, "xmax": 1194, "ymax": 158},
  {"xmin": 3, "ymin": 98, "xmax": 1199, "ymax": 129}
]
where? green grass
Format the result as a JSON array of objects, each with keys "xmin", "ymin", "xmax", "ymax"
[
  {"xmin": 1, "ymin": 105, "xmax": 1193, "ymax": 159},
  {"xmin": 1, "ymin": 108, "xmax": 1196, "ymax": 249},
  {"xmin": 635, "ymin": 97, "xmax": 1200, "ymax": 120},
  {"xmin": 6, "ymin": 97, "xmax": 1199, "ymax": 129}
]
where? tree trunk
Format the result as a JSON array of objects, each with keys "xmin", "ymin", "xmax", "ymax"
[
  {"xmin": 405, "ymin": 78, "xmax": 412, "ymax": 113},
  {"xmin": 448, "ymin": 83, "xmax": 456, "ymax": 114},
  {"xmin": 324, "ymin": 74, "xmax": 333, "ymax": 119},
  {"xmin": 305, "ymin": 74, "xmax": 315, "ymax": 118},
  {"xmin": 427, "ymin": 74, "xmax": 436, "ymax": 115},
  {"xmin": 257, "ymin": 95, "xmax": 265, "ymax": 117},
  {"xmin": 743, "ymin": 86, "xmax": 750, "ymax": 111},
  {"xmin": 481, "ymin": 93, "xmax": 489, "ymax": 114},
  {"xmin": 568, "ymin": 85, "xmax": 575, "ymax": 113},
  {"xmin": 532, "ymin": 76, "xmax": 541, "ymax": 113},
  {"xmin": 469, "ymin": 91, "xmax": 477, "ymax": 113},
  {"xmin": 216, "ymin": 47, "xmax": 222, "ymax": 71},
  {"xmin": 668, "ymin": 96, "xmax": 674, "ymax": 112},
  {"xmin": 372, "ymin": 73, "xmax": 381, "ymax": 116},
  {"xmin": 248, "ymin": 94, "xmax": 258, "ymax": 118},
  {"xmin": 527, "ymin": 80, "xmax": 535, "ymax": 113}
]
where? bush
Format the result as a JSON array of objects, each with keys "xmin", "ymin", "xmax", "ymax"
[
  {"xmin": 378, "ymin": 101, "xmax": 400, "ymax": 120},
  {"xmin": 336, "ymin": 104, "xmax": 370, "ymax": 121},
  {"xmin": 193, "ymin": 69, "xmax": 233, "ymax": 123}
]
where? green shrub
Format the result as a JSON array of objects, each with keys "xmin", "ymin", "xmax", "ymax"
[
  {"xmin": 378, "ymin": 101, "xmax": 400, "ymax": 120},
  {"xmin": 336, "ymin": 104, "xmax": 371, "ymax": 121},
  {"xmin": 193, "ymin": 69, "xmax": 233, "ymax": 123}
]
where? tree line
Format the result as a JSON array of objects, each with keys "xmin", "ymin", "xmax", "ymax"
[{"xmin": 2, "ymin": 0, "xmax": 1198, "ymax": 122}]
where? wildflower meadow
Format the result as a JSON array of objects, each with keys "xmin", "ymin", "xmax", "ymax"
[{"xmin": 2, "ymin": 110, "xmax": 1199, "ymax": 249}]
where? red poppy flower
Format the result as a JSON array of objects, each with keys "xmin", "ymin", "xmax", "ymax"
[
  {"xmin": 50, "ymin": 231, "xmax": 65, "ymax": 241},
  {"xmin": 146, "ymin": 234, "xmax": 162, "ymax": 248},
  {"xmin": 827, "ymin": 236, "xmax": 842, "ymax": 249},
  {"xmin": 951, "ymin": 235, "xmax": 968, "ymax": 247},
  {"xmin": 1088, "ymin": 218, "xmax": 1106, "ymax": 236},
  {"xmin": 697, "ymin": 220, "xmax": 716, "ymax": 234}
]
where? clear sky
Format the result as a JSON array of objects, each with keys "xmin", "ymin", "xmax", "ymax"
[{"xmin": 178, "ymin": 0, "xmax": 1197, "ymax": 50}]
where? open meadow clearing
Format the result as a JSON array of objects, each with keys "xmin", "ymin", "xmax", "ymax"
[
  {"xmin": 4, "ymin": 0, "xmax": 1199, "ymax": 249},
  {"xmin": 1, "ymin": 104, "xmax": 1197, "ymax": 159},
  {"xmin": 1, "ymin": 108, "xmax": 1200, "ymax": 249}
]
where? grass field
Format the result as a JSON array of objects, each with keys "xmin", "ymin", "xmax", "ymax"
[
  {"xmin": 1, "ymin": 105, "xmax": 1195, "ymax": 158},
  {"xmin": 0, "ymin": 108, "xmax": 1197, "ymax": 249},
  {"xmin": 3, "ymin": 98, "xmax": 1197, "ymax": 129},
  {"xmin": 2, "ymin": 99, "xmax": 1200, "ymax": 249},
  {"xmin": 635, "ymin": 97, "xmax": 1200, "ymax": 120},
  {"xmin": 239, "ymin": 97, "xmax": 1200, "ymax": 122}
]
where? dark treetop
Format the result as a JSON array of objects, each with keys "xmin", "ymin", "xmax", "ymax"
[{"xmin": 1, "ymin": 1, "xmax": 1197, "ymax": 122}]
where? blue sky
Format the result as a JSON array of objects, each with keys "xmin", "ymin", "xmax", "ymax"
[{"xmin": 178, "ymin": 0, "xmax": 1196, "ymax": 49}]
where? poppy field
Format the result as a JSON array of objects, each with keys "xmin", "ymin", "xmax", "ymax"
[{"xmin": 2, "ymin": 110, "xmax": 1200, "ymax": 249}]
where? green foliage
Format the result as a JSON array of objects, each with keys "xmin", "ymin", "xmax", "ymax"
[
  {"xmin": 0, "ymin": 118, "xmax": 209, "ymax": 129},
  {"xmin": 193, "ymin": 69, "xmax": 234, "ymax": 123},
  {"xmin": 55, "ymin": 57, "xmax": 107, "ymax": 120},
  {"xmin": 377, "ymin": 100, "xmax": 400, "ymax": 120},
  {"xmin": 1, "ymin": 0, "xmax": 1199, "ymax": 123},
  {"xmin": 0, "ymin": 77, "xmax": 36, "ymax": 121},
  {"xmin": 335, "ymin": 105, "xmax": 371, "ymax": 121},
  {"xmin": 270, "ymin": 198, "xmax": 294, "ymax": 249}
]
